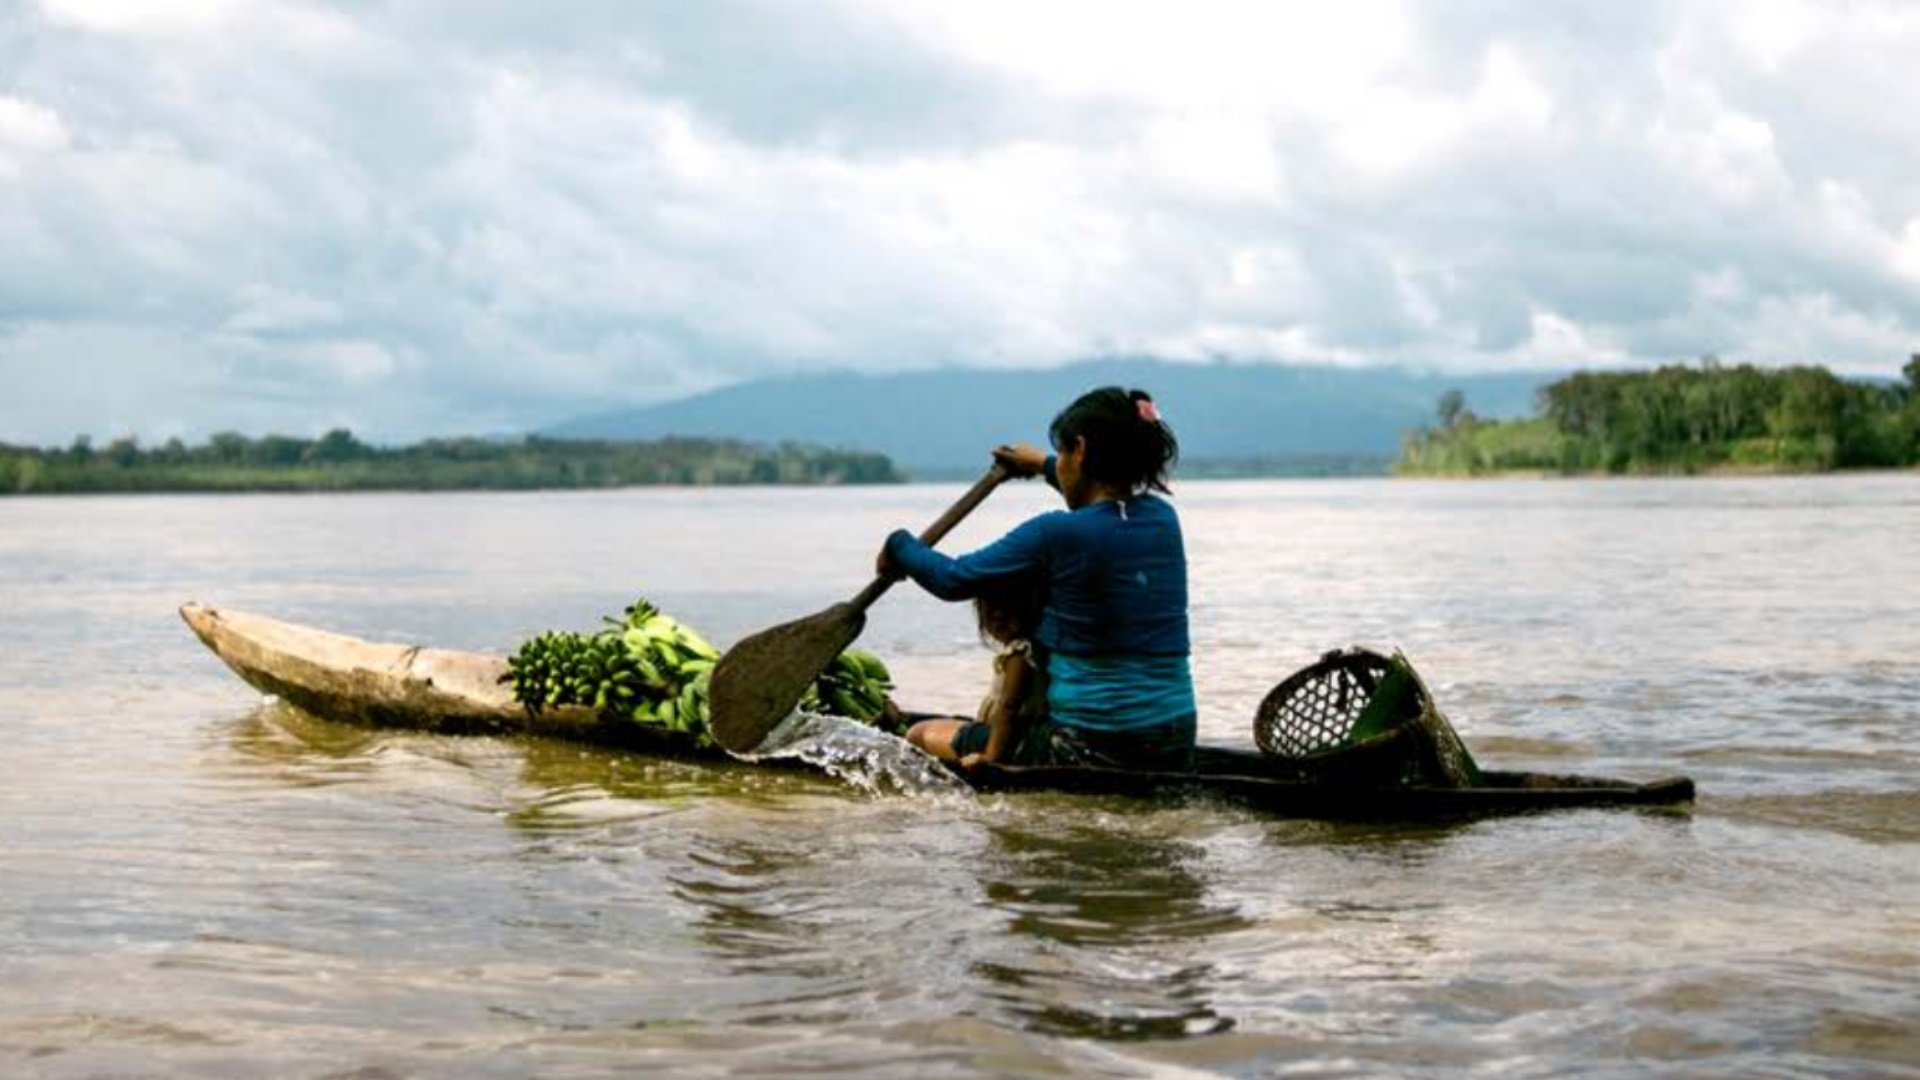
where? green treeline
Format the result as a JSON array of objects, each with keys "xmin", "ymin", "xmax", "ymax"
[
  {"xmin": 1399, "ymin": 357, "xmax": 1920, "ymax": 475},
  {"xmin": 0, "ymin": 429, "xmax": 902, "ymax": 495}
]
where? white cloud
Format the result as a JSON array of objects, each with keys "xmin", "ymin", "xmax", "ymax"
[
  {"xmin": 221, "ymin": 284, "xmax": 344, "ymax": 335},
  {"xmin": 0, "ymin": 94, "xmax": 68, "ymax": 178},
  {"xmin": 33, "ymin": 0, "xmax": 358, "ymax": 51},
  {"xmin": 1648, "ymin": 65, "xmax": 1788, "ymax": 207},
  {"xmin": 1141, "ymin": 110, "xmax": 1285, "ymax": 202},
  {"xmin": 1744, "ymin": 291, "xmax": 1917, "ymax": 372},
  {"xmin": 0, "ymin": 94, "xmax": 67, "ymax": 151},
  {"xmin": 1475, "ymin": 43, "xmax": 1554, "ymax": 128},
  {"xmin": 0, "ymin": 0, "xmax": 1917, "ymax": 443},
  {"xmin": 32, "ymin": 0, "xmax": 245, "ymax": 35},
  {"xmin": 1518, "ymin": 310, "xmax": 1630, "ymax": 370},
  {"xmin": 305, "ymin": 339, "xmax": 399, "ymax": 385},
  {"xmin": 877, "ymin": 0, "xmax": 1413, "ymax": 112},
  {"xmin": 1730, "ymin": 0, "xmax": 1818, "ymax": 70},
  {"xmin": 1896, "ymin": 220, "xmax": 1920, "ymax": 287}
]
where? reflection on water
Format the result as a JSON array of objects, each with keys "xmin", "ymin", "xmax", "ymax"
[
  {"xmin": 671, "ymin": 833, "xmax": 866, "ymax": 1024},
  {"xmin": 3, "ymin": 479, "xmax": 1918, "ymax": 1078},
  {"xmin": 216, "ymin": 703, "xmax": 390, "ymax": 787},
  {"xmin": 972, "ymin": 820, "xmax": 1246, "ymax": 1041}
]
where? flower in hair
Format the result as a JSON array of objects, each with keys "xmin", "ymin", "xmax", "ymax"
[{"xmin": 1136, "ymin": 398, "xmax": 1162, "ymax": 423}]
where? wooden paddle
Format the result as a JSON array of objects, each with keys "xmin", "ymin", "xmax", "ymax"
[{"xmin": 708, "ymin": 463, "xmax": 1012, "ymax": 753}]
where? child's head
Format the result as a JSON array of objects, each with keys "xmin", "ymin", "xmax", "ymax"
[
  {"xmin": 1047, "ymin": 386, "xmax": 1178, "ymax": 495},
  {"xmin": 973, "ymin": 580, "xmax": 1044, "ymax": 647}
]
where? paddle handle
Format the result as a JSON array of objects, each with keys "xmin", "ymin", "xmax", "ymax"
[{"xmin": 847, "ymin": 462, "xmax": 1011, "ymax": 613}]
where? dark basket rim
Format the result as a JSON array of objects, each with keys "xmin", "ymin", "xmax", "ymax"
[{"xmin": 1254, "ymin": 645, "xmax": 1399, "ymax": 759}]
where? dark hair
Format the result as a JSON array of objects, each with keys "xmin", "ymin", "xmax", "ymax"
[
  {"xmin": 974, "ymin": 579, "xmax": 1045, "ymax": 646},
  {"xmin": 1047, "ymin": 386, "xmax": 1178, "ymax": 495}
]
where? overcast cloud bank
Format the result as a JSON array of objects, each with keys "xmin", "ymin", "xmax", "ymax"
[{"xmin": 2, "ymin": 0, "xmax": 1917, "ymax": 443}]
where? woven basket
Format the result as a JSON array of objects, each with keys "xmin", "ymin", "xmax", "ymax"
[
  {"xmin": 1254, "ymin": 647, "xmax": 1393, "ymax": 758},
  {"xmin": 1254, "ymin": 647, "xmax": 1482, "ymax": 789}
]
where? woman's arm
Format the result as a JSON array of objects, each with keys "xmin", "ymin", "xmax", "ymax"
[
  {"xmin": 880, "ymin": 513, "xmax": 1052, "ymax": 600},
  {"xmin": 993, "ymin": 443, "xmax": 1061, "ymax": 493}
]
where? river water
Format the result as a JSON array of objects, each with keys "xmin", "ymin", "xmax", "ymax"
[{"xmin": 2, "ymin": 476, "xmax": 1916, "ymax": 1078}]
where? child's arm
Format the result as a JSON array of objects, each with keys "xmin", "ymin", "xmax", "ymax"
[{"xmin": 970, "ymin": 651, "xmax": 1034, "ymax": 766}]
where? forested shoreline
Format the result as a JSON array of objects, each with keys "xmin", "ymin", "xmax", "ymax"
[
  {"xmin": 1399, "ymin": 358, "xmax": 1920, "ymax": 476},
  {"xmin": 0, "ymin": 430, "xmax": 902, "ymax": 494}
]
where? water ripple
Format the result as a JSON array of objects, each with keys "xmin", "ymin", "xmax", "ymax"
[{"xmin": 4, "ymin": 480, "xmax": 1918, "ymax": 1078}]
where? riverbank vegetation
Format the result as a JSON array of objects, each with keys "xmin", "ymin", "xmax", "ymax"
[
  {"xmin": 0, "ymin": 430, "xmax": 902, "ymax": 494},
  {"xmin": 1399, "ymin": 357, "xmax": 1920, "ymax": 475}
]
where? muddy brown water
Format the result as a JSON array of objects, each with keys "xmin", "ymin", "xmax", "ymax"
[{"xmin": 2, "ymin": 476, "xmax": 1916, "ymax": 1078}]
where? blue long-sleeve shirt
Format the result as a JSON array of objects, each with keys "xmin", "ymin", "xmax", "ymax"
[
  {"xmin": 882, "ymin": 482, "xmax": 1191, "ymax": 659},
  {"xmin": 884, "ymin": 472, "xmax": 1194, "ymax": 733}
]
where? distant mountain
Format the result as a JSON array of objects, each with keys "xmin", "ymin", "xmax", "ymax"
[{"xmin": 545, "ymin": 359, "xmax": 1554, "ymax": 477}]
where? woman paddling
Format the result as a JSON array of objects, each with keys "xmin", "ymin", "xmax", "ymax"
[{"xmin": 880, "ymin": 386, "xmax": 1195, "ymax": 771}]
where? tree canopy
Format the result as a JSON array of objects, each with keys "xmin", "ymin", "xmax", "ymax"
[
  {"xmin": 1399, "ymin": 358, "xmax": 1920, "ymax": 475},
  {"xmin": 0, "ymin": 430, "xmax": 902, "ymax": 495}
]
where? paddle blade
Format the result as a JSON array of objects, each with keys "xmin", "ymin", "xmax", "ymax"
[{"xmin": 708, "ymin": 602, "xmax": 866, "ymax": 753}]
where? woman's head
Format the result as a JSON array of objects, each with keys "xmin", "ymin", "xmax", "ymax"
[
  {"xmin": 1048, "ymin": 386, "xmax": 1178, "ymax": 497},
  {"xmin": 974, "ymin": 579, "xmax": 1045, "ymax": 646}
]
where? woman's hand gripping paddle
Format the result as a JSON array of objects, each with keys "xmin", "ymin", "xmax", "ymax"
[{"xmin": 708, "ymin": 464, "xmax": 1012, "ymax": 754}]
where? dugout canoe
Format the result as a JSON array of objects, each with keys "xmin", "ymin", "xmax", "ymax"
[
  {"xmin": 180, "ymin": 603, "xmax": 1695, "ymax": 817},
  {"xmin": 179, "ymin": 602, "xmax": 690, "ymax": 753}
]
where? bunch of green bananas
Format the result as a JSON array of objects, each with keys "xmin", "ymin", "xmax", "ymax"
[
  {"xmin": 502, "ymin": 598, "xmax": 901, "ymax": 745},
  {"xmin": 804, "ymin": 649, "xmax": 901, "ymax": 733},
  {"xmin": 613, "ymin": 599, "xmax": 720, "ymax": 740},
  {"xmin": 501, "ymin": 628, "xmax": 638, "ymax": 713}
]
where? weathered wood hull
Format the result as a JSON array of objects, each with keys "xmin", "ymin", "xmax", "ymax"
[
  {"xmin": 181, "ymin": 603, "xmax": 1695, "ymax": 817},
  {"xmin": 179, "ymin": 603, "xmax": 697, "ymax": 755}
]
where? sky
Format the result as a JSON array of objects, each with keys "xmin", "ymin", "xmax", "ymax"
[{"xmin": 2, "ymin": 0, "xmax": 1918, "ymax": 444}]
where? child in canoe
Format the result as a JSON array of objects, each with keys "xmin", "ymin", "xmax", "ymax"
[
  {"xmin": 881, "ymin": 386, "xmax": 1195, "ymax": 772},
  {"xmin": 906, "ymin": 581, "xmax": 1048, "ymax": 767}
]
